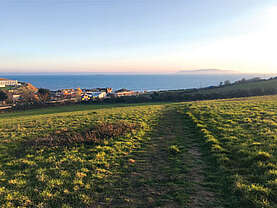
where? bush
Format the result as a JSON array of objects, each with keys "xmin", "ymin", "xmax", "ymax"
[{"xmin": 0, "ymin": 90, "xmax": 8, "ymax": 102}]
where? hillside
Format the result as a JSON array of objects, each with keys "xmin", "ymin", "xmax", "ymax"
[
  {"xmin": 185, "ymin": 95, "xmax": 277, "ymax": 208},
  {"xmin": 1, "ymin": 97, "xmax": 277, "ymax": 207},
  {"xmin": 0, "ymin": 103, "xmax": 200, "ymax": 207},
  {"xmin": 151, "ymin": 77, "xmax": 277, "ymax": 102},
  {"xmin": 197, "ymin": 77, "xmax": 277, "ymax": 94},
  {"xmin": 178, "ymin": 69, "xmax": 240, "ymax": 74}
]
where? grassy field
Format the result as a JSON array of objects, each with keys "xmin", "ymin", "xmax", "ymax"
[
  {"xmin": 0, "ymin": 102, "xmax": 224, "ymax": 207},
  {"xmin": 196, "ymin": 78, "xmax": 277, "ymax": 94},
  {"xmin": 152, "ymin": 78, "xmax": 277, "ymax": 102},
  {"xmin": 185, "ymin": 95, "xmax": 277, "ymax": 208},
  {"xmin": 1, "ymin": 96, "xmax": 277, "ymax": 207},
  {"xmin": 0, "ymin": 103, "xmax": 166, "ymax": 207}
]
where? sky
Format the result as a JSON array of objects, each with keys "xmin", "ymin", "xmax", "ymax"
[{"xmin": 0, "ymin": 0, "xmax": 276, "ymax": 74}]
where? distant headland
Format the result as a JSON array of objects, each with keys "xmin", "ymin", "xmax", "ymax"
[{"xmin": 177, "ymin": 69, "xmax": 241, "ymax": 74}]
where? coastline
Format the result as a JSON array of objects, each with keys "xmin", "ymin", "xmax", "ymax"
[{"xmin": 0, "ymin": 74, "xmax": 268, "ymax": 91}]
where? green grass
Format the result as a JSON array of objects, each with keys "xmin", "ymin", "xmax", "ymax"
[
  {"xmin": 0, "ymin": 103, "xmax": 166, "ymax": 141},
  {"xmin": 2, "ymin": 95, "xmax": 277, "ymax": 207},
  {"xmin": 184, "ymin": 95, "xmax": 277, "ymax": 208},
  {"xmin": 102, "ymin": 106, "xmax": 193, "ymax": 207},
  {"xmin": 0, "ymin": 102, "xmax": 208, "ymax": 207},
  {"xmin": 0, "ymin": 103, "xmax": 165, "ymax": 207},
  {"xmin": 0, "ymin": 102, "xmax": 166, "ymax": 119},
  {"xmin": 195, "ymin": 78, "xmax": 277, "ymax": 94}
]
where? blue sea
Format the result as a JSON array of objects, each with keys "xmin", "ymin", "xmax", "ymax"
[{"xmin": 0, "ymin": 74, "xmax": 272, "ymax": 91}]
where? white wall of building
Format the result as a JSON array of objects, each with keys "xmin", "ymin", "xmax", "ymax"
[{"xmin": 0, "ymin": 80, "xmax": 18, "ymax": 87}]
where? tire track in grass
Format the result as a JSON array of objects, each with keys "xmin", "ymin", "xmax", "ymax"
[
  {"xmin": 181, "ymin": 107, "xmax": 225, "ymax": 208},
  {"xmin": 95, "ymin": 105, "xmax": 223, "ymax": 208},
  {"xmin": 106, "ymin": 106, "xmax": 188, "ymax": 207}
]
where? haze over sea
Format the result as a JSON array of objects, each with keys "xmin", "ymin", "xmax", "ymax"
[{"xmin": 0, "ymin": 74, "xmax": 273, "ymax": 91}]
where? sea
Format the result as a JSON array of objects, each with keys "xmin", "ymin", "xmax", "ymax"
[{"xmin": 0, "ymin": 74, "xmax": 274, "ymax": 91}]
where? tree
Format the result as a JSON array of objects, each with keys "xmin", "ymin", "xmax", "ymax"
[
  {"xmin": 224, "ymin": 80, "xmax": 231, "ymax": 85},
  {"xmin": 37, "ymin": 88, "xmax": 50, "ymax": 103},
  {"xmin": 0, "ymin": 90, "xmax": 8, "ymax": 103},
  {"xmin": 75, "ymin": 88, "xmax": 82, "ymax": 101},
  {"xmin": 5, "ymin": 91, "xmax": 14, "ymax": 104},
  {"xmin": 21, "ymin": 89, "xmax": 39, "ymax": 104}
]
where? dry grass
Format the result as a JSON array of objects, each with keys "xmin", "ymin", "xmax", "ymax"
[{"xmin": 26, "ymin": 121, "xmax": 138, "ymax": 147}]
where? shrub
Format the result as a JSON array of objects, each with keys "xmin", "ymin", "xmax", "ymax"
[{"xmin": 0, "ymin": 90, "xmax": 8, "ymax": 102}]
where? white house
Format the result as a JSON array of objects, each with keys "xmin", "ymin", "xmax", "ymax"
[
  {"xmin": 0, "ymin": 78, "xmax": 18, "ymax": 87},
  {"xmin": 88, "ymin": 92, "xmax": 107, "ymax": 99},
  {"xmin": 81, "ymin": 91, "xmax": 107, "ymax": 101}
]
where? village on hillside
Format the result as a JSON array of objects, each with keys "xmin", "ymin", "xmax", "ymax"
[
  {"xmin": 2, "ymin": 76, "xmax": 276, "ymax": 111},
  {"xmin": 0, "ymin": 78, "xmax": 144, "ymax": 109}
]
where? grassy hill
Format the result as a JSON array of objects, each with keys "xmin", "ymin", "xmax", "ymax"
[
  {"xmin": 152, "ymin": 77, "xmax": 277, "ymax": 101},
  {"xmin": 196, "ymin": 77, "xmax": 277, "ymax": 94},
  {"xmin": 0, "ymin": 103, "xmax": 190, "ymax": 207},
  {"xmin": 1, "ymin": 96, "xmax": 277, "ymax": 207},
  {"xmin": 184, "ymin": 95, "xmax": 277, "ymax": 208}
]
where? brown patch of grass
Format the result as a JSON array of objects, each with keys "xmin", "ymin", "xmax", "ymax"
[{"xmin": 26, "ymin": 121, "xmax": 138, "ymax": 147}]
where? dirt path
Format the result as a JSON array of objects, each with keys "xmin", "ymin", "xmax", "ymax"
[{"xmin": 99, "ymin": 106, "xmax": 223, "ymax": 207}]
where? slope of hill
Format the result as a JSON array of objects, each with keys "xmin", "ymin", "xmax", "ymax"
[
  {"xmin": 0, "ymin": 103, "xmax": 164, "ymax": 207},
  {"xmin": 152, "ymin": 77, "xmax": 277, "ymax": 101},
  {"xmin": 198, "ymin": 77, "xmax": 277, "ymax": 93},
  {"xmin": 178, "ymin": 69, "xmax": 240, "ymax": 74},
  {"xmin": 1, "ymin": 103, "xmax": 211, "ymax": 207},
  {"xmin": 1, "ymin": 95, "xmax": 277, "ymax": 207},
  {"xmin": 185, "ymin": 95, "xmax": 277, "ymax": 208}
]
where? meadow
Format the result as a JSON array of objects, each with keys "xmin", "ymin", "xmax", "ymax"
[
  {"xmin": 1, "ymin": 95, "xmax": 277, "ymax": 207},
  {"xmin": 196, "ymin": 78, "xmax": 277, "ymax": 95},
  {"xmin": 0, "ymin": 103, "xmax": 167, "ymax": 207},
  {"xmin": 185, "ymin": 95, "xmax": 277, "ymax": 208},
  {"xmin": 154, "ymin": 77, "xmax": 277, "ymax": 102}
]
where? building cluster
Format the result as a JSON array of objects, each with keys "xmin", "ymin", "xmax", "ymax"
[
  {"xmin": 0, "ymin": 78, "xmax": 143, "ymax": 105},
  {"xmin": 50, "ymin": 87, "xmax": 139, "ymax": 102},
  {"xmin": 0, "ymin": 78, "xmax": 19, "ymax": 88}
]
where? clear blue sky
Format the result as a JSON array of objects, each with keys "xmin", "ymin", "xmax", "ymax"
[{"xmin": 0, "ymin": 0, "xmax": 276, "ymax": 74}]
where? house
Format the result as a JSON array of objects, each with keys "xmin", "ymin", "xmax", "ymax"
[
  {"xmin": 112, "ymin": 89, "xmax": 137, "ymax": 97},
  {"xmin": 81, "ymin": 91, "xmax": 106, "ymax": 101},
  {"xmin": 92, "ymin": 91, "xmax": 106, "ymax": 99},
  {"xmin": 12, "ymin": 94, "xmax": 21, "ymax": 102},
  {"xmin": 0, "ymin": 78, "xmax": 18, "ymax": 88},
  {"xmin": 97, "ymin": 88, "xmax": 112, "ymax": 93},
  {"xmin": 83, "ymin": 88, "xmax": 112, "ymax": 94},
  {"xmin": 61, "ymin": 89, "xmax": 75, "ymax": 96}
]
